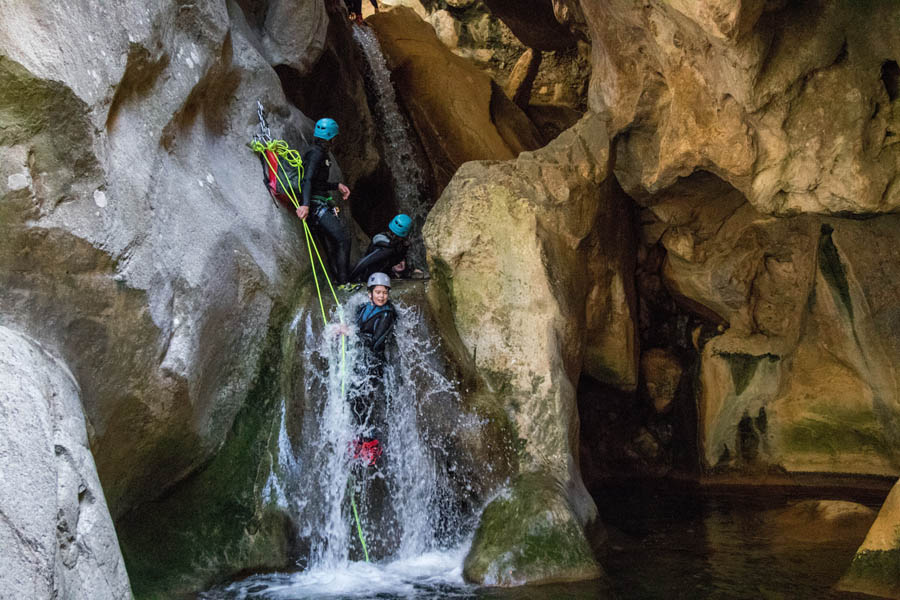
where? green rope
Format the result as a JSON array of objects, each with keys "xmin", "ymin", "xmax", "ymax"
[
  {"xmin": 253, "ymin": 137, "xmax": 366, "ymax": 560},
  {"xmin": 349, "ymin": 476, "xmax": 370, "ymax": 563}
]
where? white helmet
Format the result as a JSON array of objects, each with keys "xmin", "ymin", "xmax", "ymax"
[{"xmin": 367, "ymin": 272, "xmax": 391, "ymax": 289}]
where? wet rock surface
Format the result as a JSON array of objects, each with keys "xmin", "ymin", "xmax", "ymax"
[{"xmin": 367, "ymin": 7, "xmax": 543, "ymax": 193}]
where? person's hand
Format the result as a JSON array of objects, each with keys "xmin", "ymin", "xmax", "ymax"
[
  {"xmin": 296, "ymin": 205, "xmax": 309, "ymax": 220},
  {"xmin": 393, "ymin": 260, "xmax": 406, "ymax": 272},
  {"xmin": 338, "ymin": 183, "xmax": 351, "ymax": 201}
]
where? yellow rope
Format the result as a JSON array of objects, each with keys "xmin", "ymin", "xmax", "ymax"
[{"xmin": 253, "ymin": 134, "xmax": 361, "ymax": 559}]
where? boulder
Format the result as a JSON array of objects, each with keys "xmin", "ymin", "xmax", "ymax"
[
  {"xmin": 367, "ymin": 7, "xmax": 543, "ymax": 194},
  {"xmin": 0, "ymin": 0, "xmax": 328, "ymax": 520},
  {"xmin": 641, "ymin": 348, "xmax": 683, "ymax": 414},
  {"xmin": 840, "ymin": 481, "xmax": 900, "ymax": 599},
  {"xmin": 429, "ymin": 9, "xmax": 461, "ymax": 49},
  {"xmin": 764, "ymin": 500, "xmax": 875, "ymax": 545},
  {"xmin": 0, "ymin": 326, "xmax": 131, "ymax": 600},
  {"xmin": 425, "ymin": 114, "xmax": 631, "ymax": 584},
  {"xmin": 463, "ymin": 472, "xmax": 603, "ymax": 585},
  {"xmin": 580, "ymin": 0, "xmax": 900, "ymax": 214},
  {"xmin": 505, "ymin": 48, "xmax": 542, "ymax": 109}
]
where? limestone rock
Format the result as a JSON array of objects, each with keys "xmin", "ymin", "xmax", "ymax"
[
  {"xmin": 243, "ymin": 0, "xmax": 330, "ymax": 75},
  {"xmin": 764, "ymin": 500, "xmax": 875, "ymax": 545},
  {"xmin": 840, "ymin": 482, "xmax": 900, "ymax": 599},
  {"xmin": 641, "ymin": 348, "xmax": 682, "ymax": 413},
  {"xmin": 426, "ymin": 114, "xmax": 632, "ymax": 584},
  {"xmin": 505, "ymin": 49, "xmax": 542, "ymax": 109},
  {"xmin": 647, "ymin": 175, "xmax": 900, "ymax": 475},
  {"xmin": 581, "ymin": 1, "xmax": 900, "ymax": 214},
  {"xmin": 482, "ymin": 0, "xmax": 578, "ymax": 50},
  {"xmin": 429, "ymin": 10, "xmax": 461, "ymax": 49},
  {"xmin": 0, "ymin": 0, "xmax": 328, "ymax": 519},
  {"xmin": 0, "ymin": 326, "xmax": 131, "ymax": 600},
  {"xmin": 368, "ymin": 7, "xmax": 543, "ymax": 194},
  {"xmin": 463, "ymin": 472, "xmax": 603, "ymax": 585}
]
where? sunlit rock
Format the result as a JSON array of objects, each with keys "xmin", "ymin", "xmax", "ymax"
[
  {"xmin": 580, "ymin": 1, "xmax": 900, "ymax": 214},
  {"xmin": 367, "ymin": 7, "xmax": 543, "ymax": 193},
  {"xmin": 840, "ymin": 482, "xmax": 900, "ymax": 599},
  {"xmin": 426, "ymin": 114, "xmax": 635, "ymax": 584}
]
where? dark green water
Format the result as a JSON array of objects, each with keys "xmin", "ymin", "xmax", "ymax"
[
  {"xmin": 203, "ymin": 482, "xmax": 887, "ymax": 599},
  {"xmin": 595, "ymin": 481, "xmax": 885, "ymax": 600}
]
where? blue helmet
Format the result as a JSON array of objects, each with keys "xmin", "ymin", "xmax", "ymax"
[
  {"xmin": 314, "ymin": 118, "xmax": 339, "ymax": 141},
  {"xmin": 388, "ymin": 214, "xmax": 412, "ymax": 238}
]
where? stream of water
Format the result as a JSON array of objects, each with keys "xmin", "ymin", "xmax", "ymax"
[
  {"xmin": 351, "ymin": 24, "xmax": 429, "ymax": 268},
  {"xmin": 200, "ymin": 290, "xmax": 479, "ymax": 599}
]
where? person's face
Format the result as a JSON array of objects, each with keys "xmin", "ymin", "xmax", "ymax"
[{"xmin": 370, "ymin": 285, "xmax": 389, "ymax": 307}]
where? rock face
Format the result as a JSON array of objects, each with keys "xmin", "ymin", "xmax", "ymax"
[
  {"xmin": 1, "ymin": 0, "xmax": 379, "ymax": 595},
  {"xmin": 0, "ymin": 0, "xmax": 335, "ymax": 520},
  {"xmin": 581, "ymin": 1, "xmax": 900, "ymax": 214},
  {"xmin": 481, "ymin": 0, "xmax": 578, "ymax": 51},
  {"xmin": 840, "ymin": 481, "xmax": 900, "ymax": 599},
  {"xmin": 637, "ymin": 173, "xmax": 900, "ymax": 475},
  {"xmin": 0, "ymin": 326, "xmax": 131, "ymax": 600},
  {"xmin": 368, "ymin": 7, "xmax": 543, "ymax": 193},
  {"xmin": 426, "ymin": 114, "xmax": 634, "ymax": 584}
]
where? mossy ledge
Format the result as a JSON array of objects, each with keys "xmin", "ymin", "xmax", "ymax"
[
  {"xmin": 116, "ymin": 300, "xmax": 296, "ymax": 600},
  {"xmin": 838, "ymin": 549, "xmax": 900, "ymax": 599},
  {"xmin": 462, "ymin": 471, "xmax": 604, "ymax": 586}
]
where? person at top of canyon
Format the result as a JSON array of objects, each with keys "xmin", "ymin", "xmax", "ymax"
[
  {"xmin": 297, "ymin": 117, "xmax": 352, "ymax": 284},
  {"xmin": 349, "ymin": 213, "xmax": 422, "ymax": 283},
  {"xmin": 356, "ymin": 272, "xmax": 396, "ymax": 357},
  {"xmin": 344, "ymin": 0, "xmax": 378, "ymax": 25}
]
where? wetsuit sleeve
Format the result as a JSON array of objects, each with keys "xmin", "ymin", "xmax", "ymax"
[
  {"xmin": 348, "ymin": 246, "xmax": 397, "ymax": 283},
  {"xmin": 370, "ymin": 310, "xmax": 396, "ymax": 354},
  {"xmin": 301, "ymin": 147, "xmax": 324, "ymax": 207},
  {"xmin": 370, "ymin": 0, "xmax": 378, "ymax": 8}
]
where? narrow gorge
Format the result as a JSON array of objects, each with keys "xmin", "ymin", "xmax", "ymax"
[{"xmin": 3, "ymin": 1, "xmax": 900, "ymax": 599}]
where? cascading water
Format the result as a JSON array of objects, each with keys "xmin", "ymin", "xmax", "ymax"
[
  {"xmin": 204, "ymin": 286, "xmax": 481, "ymax": 598},
  {"xmin": 352, "ymin": 25, "xmax": 429, "ymax": 268}
]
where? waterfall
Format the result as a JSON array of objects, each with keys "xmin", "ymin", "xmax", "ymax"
[
  {"xmin": 352, "ymin": 25, "xmax": 429, "ymax": 268},
  {"xmin": 208, "ymin": 286, "xmax": 478, "ymax": 598}
]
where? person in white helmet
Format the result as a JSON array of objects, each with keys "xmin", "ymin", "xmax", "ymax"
[
  {"xmin": 355, "ymin": 272, "xmax": 396, "ymax": 356},
  {"xmin": 349, "ymin": 271, "xmax": 396, "ymax": 468}
]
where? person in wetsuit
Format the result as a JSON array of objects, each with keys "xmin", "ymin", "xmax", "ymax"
[
  {"xmin": 350, "ymin": 272, "xmax": 397, "ymax": 466},
  {"xmin": 296, "ymin": 118, "xmax": 352, "ymax": 284},
  {"xmin": 356, "ymin": 271, "xmax": 396, "ymax": 357},
  {"xmin": 349, "ymin": 214, "xmax": 414, "ymax": 284}
]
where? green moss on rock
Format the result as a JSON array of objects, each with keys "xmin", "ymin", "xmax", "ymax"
[
  {"xmin": 783, "ymin": 408, "xmax": 893, "ymax": 459},
  {"xmin": 117, "ymin": 307, "xmax": 294, "ymax": 600},
  {"xmin": 463, "ymin": 471, "xmax": 603, "ymax": 586},
  {"xmin": 840, "ymin": 549, "xmax": 900, "ymax": 598}
]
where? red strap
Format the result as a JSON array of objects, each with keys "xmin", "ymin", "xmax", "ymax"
[
  {"xmin": 265, "ymin": 150, "xmax": 278, "ymax": 194},
  {"xmin": 350, "ymin": 438, "xmax": 383, "ymax": 465}
]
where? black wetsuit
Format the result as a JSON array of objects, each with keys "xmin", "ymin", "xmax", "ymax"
[
  {"xmin": 348, "ymin": 232, "xmax": 409, "ymax": 283},
  {"xmin": 302, "ymin": 140, "xmax": 351, "ymax": 283},
  {"xmin": 344, "ymin": 0, "xmax": 377, "ymax": 15},
  {"xmin": 350, "ymin": 300, "xmax": 396, "ymax": 441},
  {"xmin": 356, "ymin": 300, "xmax": 396, "ymax": 357}
]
